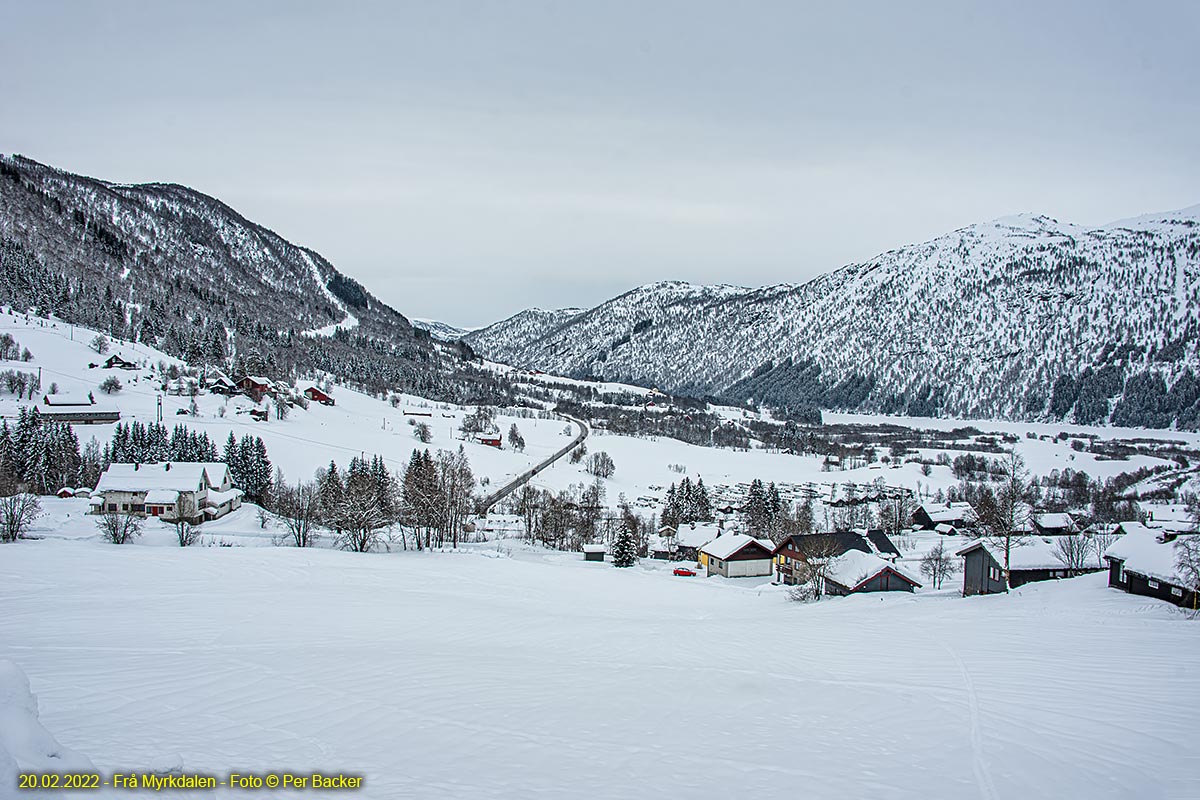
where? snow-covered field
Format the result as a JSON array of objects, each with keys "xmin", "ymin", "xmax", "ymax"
[{"xmin": 2, "ymin": 537, "xmax": 1197, "ymax": 799}]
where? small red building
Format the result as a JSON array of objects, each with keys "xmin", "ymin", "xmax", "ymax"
[
  {"xmin": 475, "ymin": 434, "xmax": 502, "ymax": 448},
  {"xmin": 238, "ymin": 376, "xmax": 272, "ymax": 397},
  {"xmin": 304, "ymin": 386, "xmax": 335, "ymax": 406}
]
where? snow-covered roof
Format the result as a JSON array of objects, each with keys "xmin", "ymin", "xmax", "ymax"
[
  {"xmin": 197, "ymin": 463, "xmax": 231, "ymax": 483},
  {"xmin": 1034, "ymin": 512, "xmax": 1076, "ymax": 532},
  {"xmin": 1104, "ymin": 527, "xmax": 1194, "ymax": 586},
  {"xmin": 94, "ymin": 463, "xmax": 210, "ymax": 494},
  {"xmin": 205, "ymin": 487, "xmax": 243, "ymax": 506},
  {"xmin": 87, "ymin": 496, "xmax": 104, "ymax": 506},
  {"xmin": 42, "ymin": 392, "xmax": 92, "ymax": 406},
  {"xmin": 956, "ymin": 536, "xmax": 1068, "ymax": 571},
  {"xmin": 825, "ymin": 550, "xmax": 921, "ymax": 590},
  {"xmin": 244, "ymin": 375, "xmax": 271, "ymax": 384},
  {"xmin": 700, "ymin": 532, "xmax": 773, "ymax": 561},
  {"xmin": 582, "ymin": 544, "xmax": 606, "ymax": 553},
  {"xmin": 934, "ymin": 523, "xmax": 956, "ymax": 534},
  {"xmin": 144, "ymin": 489, "xmax": 180, "ymax": 504},
  {"xmin": 921, "ymin": 502, "xmax": 976, "ymax": 524},
  {"xmin": 674, "ymin": 523, "xmax": 722, "ymax": 548}
]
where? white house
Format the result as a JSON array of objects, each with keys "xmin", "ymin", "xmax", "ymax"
[
  {"xmin": 699, "ymin": 532, "xmax": 775, "ymax": 578},
  {"xmin": 92, "ymin": 462, "xmax": 241, "ymax": 524}
]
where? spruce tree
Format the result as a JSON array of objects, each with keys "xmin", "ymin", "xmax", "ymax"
[{"xmin": 611, "ymin": 510, "xmax": 639, "ymax": 567}]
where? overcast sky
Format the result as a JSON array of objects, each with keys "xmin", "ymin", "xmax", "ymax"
[{"xmin": 2, "ymin": 1, "xmax": 1197, "ymax": 327}]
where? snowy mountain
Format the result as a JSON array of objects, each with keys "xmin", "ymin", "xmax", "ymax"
[
  {"xmin": 466, "ymin": 209, "xmax": 1200, "ymax": 428},
  {"xmin": 411, "ymin": 318, "xmax": 472, "ymax": 341},
  {"xmin": 0, "ymin": 155, "xmax": 504, "ymax": 401},
  {"xmin": 465, "ymin": 307, "xmax": 585, "ymax": 364}
]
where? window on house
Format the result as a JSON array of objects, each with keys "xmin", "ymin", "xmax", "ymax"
[
  {"xmin": 1148, "ymin": 580, "xmax": 1159, "ymax": 589},
  {"xmin": 1116, "ymin": 562, "xmax": 1125, "ymax": 582},
  {"xmin": 1171, "ymin": 587, "xmax": 1183, "ymax": 597}
]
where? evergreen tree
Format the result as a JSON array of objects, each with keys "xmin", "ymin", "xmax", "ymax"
[{"xmin": 612, "ymin": 509, "xmax": 639, "ymax": 567}]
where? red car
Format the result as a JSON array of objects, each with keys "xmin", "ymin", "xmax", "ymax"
[{"xmin": 673, "ymin": 567, "xmax": 697, "ymax": 577}]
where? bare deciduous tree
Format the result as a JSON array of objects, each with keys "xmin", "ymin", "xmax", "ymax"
[
  {"xmin": 275, "ymin": 481, "xmax": 321, "ymax": 548},
  {"xmin": 0, "ymin": 493, "xmax": 42, "ymax": 542},
  {"xmin": 1054, "ymin": 534, "xmax": 1094, "ymax": 571},
  {"xmin": 786, "ymin": 536, "xmax": 843, "ymax": 602},
  {"xmin": 97, "ymin": 512, "xmax": 142, "ymax": 544},
  {"xmin": 920, "ymin": 540, "xmax": 957, "ymax": 589}
]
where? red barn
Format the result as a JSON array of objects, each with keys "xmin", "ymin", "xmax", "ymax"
[
  {"xmin": 475, "ymin": 434, "xmax": 502, "ymax": 448},
  {"xmin": 304, "ymin": 386, "xmax": 335, "ymax": 406}
]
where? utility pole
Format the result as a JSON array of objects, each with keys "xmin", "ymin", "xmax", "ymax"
[{"xmin": 156, "ymin": 395, "xmax": 162, "ymax": 423}]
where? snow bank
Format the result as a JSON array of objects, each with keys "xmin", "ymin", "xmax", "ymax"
[{"xmin": 0, "ymin": 660, "xmax": 97, "ymax": 785}]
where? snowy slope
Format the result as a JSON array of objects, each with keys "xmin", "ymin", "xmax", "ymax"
[
  {"xmin": 466, "ymin": 209, "xmax": 1200, "ymax": 426},
  {"xmin": 464, "ymin": 306, "xmax": 586, "ymax": 364},
  {"xmin": 0, "ymin": 540, "xmax": 1196, "ymax": 799},
  {"xmin": 411, "ymin": 318, "xmax": 472, "ymax": 341}
]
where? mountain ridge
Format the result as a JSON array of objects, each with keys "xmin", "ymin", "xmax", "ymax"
[{"xmin": 466, "ymin": 204, "xmax": 1200, "ymax": 427}]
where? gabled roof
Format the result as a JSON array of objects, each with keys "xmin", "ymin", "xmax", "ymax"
[
  {"xmin": 1033, "ymin": 512, "xmax": 1076, "ymax": 532},
  {"xmin": 919, "ymin": 502, "xmax": 977, "ymax": 524},
  {"xmin": 94, "ymin": 463, "xmax": 212, "ymax": 494},
  {"xmin": 42, "ymin": 392, "xmax": 93, "ymax": 406},
  {"xmin": 776, "ymin": 531, "xmax": 872, "ymax": 559},
  {"xmin": 864, "ymin": 529, "xmax": 902, "ymax": 558},
  {"xmin": 955, "ymin": 536, "xmax": 1070, "ymax": 571},
  {"xmin": 700, "ymin": 532, "xmax": 774, "ymax": 560},
  {"xmin": 674, "ymin": 523, "xmax": 723, "ymax": 549},
  {"xmin": 1104, "ymin": 527, "xmax": 1196, "ymax": 586},
  {"xmin": 825, "ymin": 550, "xmax": 922, "ymax": 591}
]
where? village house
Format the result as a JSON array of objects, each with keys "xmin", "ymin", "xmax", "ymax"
[
  {"xmin": 823, "ymin": 550, "xmax": 922, "ymax": 596},
  {"xmin": 772, "ymin": 530, "xmax": 902, "ymax": 586},
  {"xmin": 913, "ymin": 502, "xmax": 977, "ymax": 531},
  {"xmin": 237, "ymin": 375, "xmax": 273, "ymax": 398},
  {"xmin": 475, "ymin": 433, "xmax": 502, "ymax": 448},
  {"xmin": 92, "ymin": 462, "xmax": 241, "ymax": 524},
  {"xmin": 303, "ymin": 386, "xmax": 335, "ymax": 406},
  {"xmin": 654, "ymin": 522, "xmax": 723, "ymax": 561},
  {"xmin": 956, "ymin": 536, "xmax": 1103, "ymax": 596},
  {"xmin": 102, "ymin": 354, "xmax": 138, "ymax": 370},
  {"xmin": 699, "ymin": 532, "xmax": 775, "ymax": 577},
  {"xmin": 772, "ymin": 529, "xmax": 913, "ymax": 595},
  {"xmin": 1031, "ymin": 512, "xmax": 1077, "ymax": 536},
  {"xmin": 582, "ymin": 543, "xmax": 607, "ymax": 562},
  {"xmin": 1103, "ymin": 524, "xmax": 1198, "ymax": 609},
  {"xmin": 204, "ymin": 373, "xmax": 238, "ymax": 395}
]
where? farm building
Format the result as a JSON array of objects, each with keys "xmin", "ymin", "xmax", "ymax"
[
  {"xmin": 582, "ymin": 544, "xmax": 606, "ymax": 562},
  {"xmin": 913, "ymin": 502, "xmax": 977, "ymax": 531},
  {"xmin": 956, "ymin": 537, "xmax": 1103, "ymax": 596},
  {"xmin": 303, "ymin": 386, "xmax": 335, "ymax": 406},
  {"xmin": 699, "ymin": 533, "xmax": 774, "ymax": 578},
  {"xmin": 1103, "ymin": 525, "xmax": 1198, "ymax": 609},
  {"xmin": 823, "ymin": 550, "xmax": 921, "ymax": 596},
  {"xmin": 475, "ymin": 434, "xmax": 502, "ymax": 448},
  {"xmin": 34, "ymin": 395, "xmax": 120, "ymax": 425}
]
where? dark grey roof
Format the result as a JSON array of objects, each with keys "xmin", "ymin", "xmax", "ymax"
[{"xmin": 866, "ymin": 529, "xmax": 902, "ymax": 558}]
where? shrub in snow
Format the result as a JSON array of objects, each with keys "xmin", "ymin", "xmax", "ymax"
[
  {"xmin": 0, "ymin": 494, "xmax": 41, "ymax": 542},
  {"xmin": 99, "ymin": 375, "xmax": 122, "ymax": 394},
  {"xmin": 96, "ymin": 512, "xmax": 142, "ymax": 545},
  {"xmin": 89, "ymin": 334, "xmax": 108, "ymax": 354}
]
